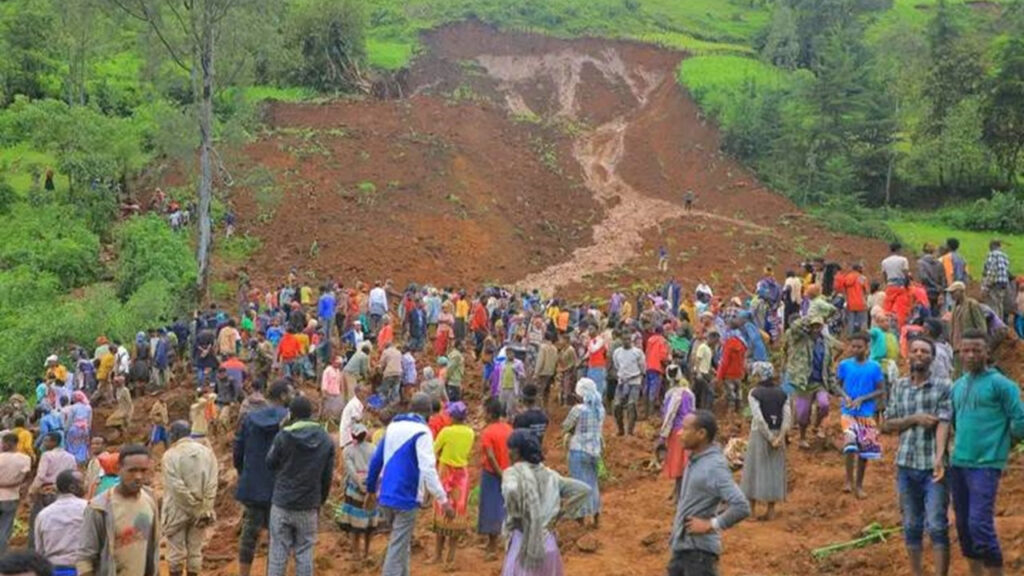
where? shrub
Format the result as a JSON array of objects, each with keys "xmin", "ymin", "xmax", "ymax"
[
  {"xmin": 284, "ymin": 0, "xmax": 368, "ymax": 92},
  {"xmin": 0, "ymin": 178, "xmax": 15, "ymax": 215},
  {"xmin": 939, "ymin": 190, "xmax": 1024, "ymax": 234},
  {"xmin": 0, "ymin": 204, "xmax": 100, "ymax": 289},
  {"xmin": 114, "ymin": 215, "xmax": 197, "ymax": 305}
]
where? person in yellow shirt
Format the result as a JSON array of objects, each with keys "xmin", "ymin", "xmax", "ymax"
[
  {"xmin": 431, "ymin": 402, "xmax": 475, "ymax": 570},
  {"xmin": 44, "ymin": 355, "xmax": 68, "ymax": 385},
  {"xmin": 300, "ymin": 283, "xmax": 315, "ymax": 307},
  {"xmin": 12, "ymin": 417, "xmax": 35, "ymax": 461},
  {"xmin": 95, "ymin": 344, "xmax": 116, "ymax": 385},
  {"xmin": 454, "ymin": 296, "xmax": 469, "ymax": 343}
]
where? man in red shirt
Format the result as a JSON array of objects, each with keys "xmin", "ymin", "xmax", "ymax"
[
  {"xmin": 716, "ymin": 317, "xmax": 748, "ymax": 414},
  {"xmin": 643, "ymin": 326, "xmax": 670, "ymax": 418},
  {"xmin": 469, "ymin": 298, "xmax": 490, "ymax": 358},
  {"xmin": 837, "ymin": 263, "xmax": 869, "ymax": 335},
  {"xmin": 276, "ymin": 329, "xmax": 303, "ymax": 380},
  {"xmin": 584, "ymin": 326, "xmax": 609, "ymax": 399}
]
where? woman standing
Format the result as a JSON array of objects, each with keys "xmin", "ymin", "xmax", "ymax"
[
  {"xmin": 335, "ymin": 423, "xmax": 378, "ymax": 562},
  {"xmin": 64, "ymin": 391, "xmax": 93, "ymax": 464},
  {"xmin": 501, "ymin": 430, "xmax": 590, "ymax": 576},
  {"xmin": 478, "ymin": 398, "xmax": 513, "ymax": 561},
  {"xmin": 659, "ymin": 364, "xmax": 695, "ymax": 501},
  {"xmin": 562, "ymin": 378, "xmax": 604, "ymax": 528},
  {"xmin": 431, "ymin": 402, "xmax": 475, "ymax": 570},
  {"xmin": 740, "ymin": 362, "xmax": 792, "ymax": 521}
]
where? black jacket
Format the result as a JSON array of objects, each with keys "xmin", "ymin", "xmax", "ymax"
[
  {"xmin": 233, "ymin": 404, "xmax": 288, "ymax": 505},
  {"xmin": 266, "ymin": 420, "xmax": 335, "ymax": 510}
]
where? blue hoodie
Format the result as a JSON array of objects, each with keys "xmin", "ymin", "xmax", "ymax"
[{"xmin": 233, "ymin": 404, "xmax": 288, "ymax": 505}]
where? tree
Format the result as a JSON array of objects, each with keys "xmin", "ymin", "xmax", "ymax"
[
  {"xmin": 284, "ymin": 0, "xmax": 369, "ymax": 92},
  {"xmin": 0, "ymin": 3, "xmax": 60, "ymax": 104},
  {"xmin": 105, "ymin": 0, "xmax": 258, "ymax": 298},
  {"xmin": 762, "ymin": 4, "xmax": 801, "ymax": 70},
  {"xmin": 983, "ymin": 36, "xmax": 1024, "ymax": 184}
]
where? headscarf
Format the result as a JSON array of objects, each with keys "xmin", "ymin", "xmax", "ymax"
[
  {"xmin": 447, "ymin": 401, "xmax": 467, "ymax": 421},
  {"xmin": 508, "ymin": 429, "xmax": 544, "ymax": 464},
  {"xmin": 73, "ymin": 391, "xmax": 90, "ymax": 406},
  {"xmin": 574, "ymin": 378, "xmax": 603, "ymax": 414},
  {"xmin": 749, "ymin": 361, "xmax": 774, "ymax": 383}
]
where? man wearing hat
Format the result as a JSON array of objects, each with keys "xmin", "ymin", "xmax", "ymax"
[
  {"xmin": 947, "ymin": 282, "xmax": 986, "ymax": 352},
  {"xmin": 784, "ymin": 315, "xmax": 837, "ymax": 449}
]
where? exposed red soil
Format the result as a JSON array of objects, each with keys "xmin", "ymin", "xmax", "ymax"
[{"xmin": 155, "ymin": 19, "xmax": 1024, "ymax": 576}]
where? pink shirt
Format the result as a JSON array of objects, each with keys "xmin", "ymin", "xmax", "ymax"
[
  {"xmin": 32, "ymin": 449, "xmax": 77, "ymax": 492},
  {"xmin": 321, "ymin": 366, "xmax": 342, "ymax": 396}
]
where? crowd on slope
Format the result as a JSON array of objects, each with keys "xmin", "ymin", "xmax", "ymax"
[{"xmin": 0, "ymin": 236, "xmax": 1022, "ymax": 576}]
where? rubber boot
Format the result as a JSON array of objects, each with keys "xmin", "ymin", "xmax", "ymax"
[
  {"xmin": 614, "ymin": 404, "xmax": 625, "ymax": 436},
  {"xmin": 625, "ymin": 404, "xmax": 637, "ymax": 436},
  {"xmin": 907, "ymin": 547, "xmax": 924, "ymax": 576}
]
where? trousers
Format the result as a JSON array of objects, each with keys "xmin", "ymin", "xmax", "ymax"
[
  {"xmin": 267, "ymin": 506, "xmax": 318, "ymax": 576},
  {"xmin": 381, "ymin": 507, "xmax": 418, "ymax": 576}
]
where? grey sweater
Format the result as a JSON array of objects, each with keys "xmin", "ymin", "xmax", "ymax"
[{"xmin": 669, "ymin": 444, "xmax": 750, "ymax": 556}]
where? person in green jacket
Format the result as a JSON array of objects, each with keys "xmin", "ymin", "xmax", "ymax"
[{"xmin": 949, "ymin": 330, "xmax": 1024, "ymax": 575}]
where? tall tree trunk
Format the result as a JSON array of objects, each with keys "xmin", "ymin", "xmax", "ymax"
[
  {"xmin": 884, "ymin": 150, "xmax": 894, "ymax": 207},
  {"xmin": 196, "ymin": 9, "xmax": 215, "ymax": 299}
]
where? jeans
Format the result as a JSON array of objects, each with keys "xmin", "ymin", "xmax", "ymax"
[
  {"xmin": 645, "ymin": 370, "xmax": 664, "ymax": 404},
  {"xmin": 896, "ymin": 466, "xmax": 949, "ymax": 548},
  {"xmin": 950, "ymin": 466, "xmax": 1003, "ymax": 567},
  {"xmin": 667, "ymin": 549, "xmax": 719, "ymax": 576},
  {"xmin": 845, "ymin": 310, "xmax": 868, "ymax": 335},
  {"xmin": 446, "ymin": 385, "xmax": 462, "ymax": 403},
  {"xmin": 381, "ymin": 376, "xmax": 401, "ymax": 405},
  {"xmin": 238, "ymin": 503, "xmax": 270, "ymax": 565},
  {"xmin": 693, "ymin": 374, "xmax": 714, "ymax": 411},
  {"xmin": 382, "ymin": 507, "xmax": 418, "ymax": 576},
  {"xmin": 268, "ymin": 506, "xmax": 318, "ymax": 576},
  {"xmin": 587, "ymin": 367, "xmax": 607, "ymax": 397},
  {"xmin": 0, "ymin": 500, "xmax": 17, "ymax": 554}
]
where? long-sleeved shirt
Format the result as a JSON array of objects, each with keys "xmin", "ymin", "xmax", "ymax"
[
  {"xmin": 162, "ymin": 438, "xmax": 219, "ymax": 534},
  {"xmin": 366, "ymin": 413, "xmax": 448, "ymax": 510},
  {"xmin": 31, "ymin": 449, "xmax": 77, "ymax": 493},
  {"xmin": 533, "ymin": 342, "xmax": 558, "ymax": 378},
  {"xmin": 982, "ymin": 249, "xmax": 1010, "ymax": 288},
  {"xmin": 645, "ymin": 334, "xmax": 670, "ymax": 374},
  {"xmin": 321, "ymin": 366, "xmax": 342, "ymax": 396},
  {"xmin": 35, "ymin": 493, "xmax": 88, "ymax": 567},
  {"xmin": 951, "ymin": 368, "xmax": 1024, "ymax": 469},
  {"xmin": 446, "ymin": 349, "xmax": 465, "ymax": 386},
  {"xmin": 612, "ymin": 346, "xmax": 645, "ymax": 384},
  {"xmin": 670, "ymin": 444, "xmax": 750, "ymax": 556},
  {"xmin": 716, "ymin": 336, "xmax": 747, "ymax": 381}
]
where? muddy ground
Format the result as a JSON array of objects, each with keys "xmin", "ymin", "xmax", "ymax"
[{"xmin": 157, "ymin": 20, "xmax": 1024, "ymax": 576}]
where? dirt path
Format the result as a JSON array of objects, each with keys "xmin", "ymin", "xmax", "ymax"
[{"xmin": 471, "ymin": 48, "xmax": 769, "ymax": 294}]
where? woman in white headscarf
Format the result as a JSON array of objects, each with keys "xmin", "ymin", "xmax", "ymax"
[{"xmin": 561, "ymin": 378, "xmax": 605, "ymax": 528}]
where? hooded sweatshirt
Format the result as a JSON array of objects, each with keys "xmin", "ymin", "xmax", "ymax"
[
  {"xmin": 233, "ymin": 404, "xmax": 288, "ymax": 505},
  {"xmin": 266, "ymin": 420, "xmax": 335, "ymax": 510},
  {"xmin": 366, "ymin": 413, "xmax": 448, "ymax": 511}
]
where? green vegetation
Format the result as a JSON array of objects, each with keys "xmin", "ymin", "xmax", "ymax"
[{"xmin": 890, "ymin": 217, "xmax": 1024, "ymax": 274}]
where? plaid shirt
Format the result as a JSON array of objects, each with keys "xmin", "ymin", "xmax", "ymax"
[
  {"xmin": 563, "ymin": 404, "xmax": 604, "ymax": 457},
  {"xmin": 887, "ymin": 376, "xmax": 952, "ymax": 470},
  {"xmin": 982, "ymin": 249, "xmax": 1010, "ymax": 287}
]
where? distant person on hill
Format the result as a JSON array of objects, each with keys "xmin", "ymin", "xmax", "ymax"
[
  {"xmin": 683, "ymin": 189, "xmax": 695, "ymax": 212},
  {"xmin": 981, "ymin": 240, "xmax": 1011, "ymax": 323},
  {"xmin": 882, "ymin": 242, "xmax": 911, "ymax": 324},
  {"xmin": 658, "ymin": 246, "xmax": 669, "ymax": 272},
  {"xmin": 939, "ymin": 237, "xmax": 969, "ymax": 290},
  {"xmin": 917, "ymin": 243, "xmax": 946, "ymax": 313},
  {"xmin": 948, "ymin": 330, "xmax": 1024, "ymax": 576}
]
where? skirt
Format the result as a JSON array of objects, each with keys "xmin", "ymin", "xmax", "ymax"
[
  {"xmin": 740, "ymin": 431, "xmax": 787, "ymax": 502},
  {"xmin": 477, "ymin": 470, "xmax": 506, "ymax": 535},
  {"xmin": 335, "ymin": 479, "xmax": 379, "ymax": 533},
  {"xmin": 433, "ymin": 465, "xmax": 470, "ymax": 535},
  {"xmin": 841, "ymin": 415, "xmax": 882, "ymax": 460},
  {"xmin": 67, "ymin": 421, "xmax": 91, "ymax": 464},
  {"xmin": 568, "ymin": 450, "xmax": 600, "ymax": 517},
  {"xmin": 662, "ymin": 431, "xmax": 688, "ymax": 480},
  {"xmin": 502, "ymin": 530, "xmax": 563, "ymax": 576}
]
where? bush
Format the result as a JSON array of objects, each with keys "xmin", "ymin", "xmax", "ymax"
[
  {"xmin": 114, "ymin": 215, "xmax": 197, "ymax": 305},
  {"xmin": 810, "ymin": 195, "xmax": 901, "ymax": 243},
  {"xmin": 939, "ymin": 190, "xmax": 1024, "ymax": 234},
  {"xmin": 0, "ymin": 204, "xmax": 100, "ymax": 289},
  {"xmin": 284, "ymin": 0, "xmax": 368, "ymax": 92},
  {"xmin": 0, "ymin": 178, "xmax": 15, "ymax": 215}
]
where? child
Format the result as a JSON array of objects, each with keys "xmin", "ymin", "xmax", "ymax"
[
  {"xmin": 740, "ymin": 362, "xmax": 791, "ymax": 520},
  {"xmin": 837, "ymin": 332, "xmax": 885, "ymax": 498},
  {"xmin": 431, "ymin": 402, "xmax": 475, "ymax": 570},
  {"xmin": 335, "ymin": 423, "xmax": 378, "ymax": 562},
  {"xmin": 148, "ymin": 397, "xmax": 169, "ymax": 450}
]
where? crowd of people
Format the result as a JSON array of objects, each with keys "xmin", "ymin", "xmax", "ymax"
[{"xmin": 0, "ymin": 235, "xmax": 1022, "ymax": 576}]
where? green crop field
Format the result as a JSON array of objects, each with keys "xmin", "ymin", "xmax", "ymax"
[{"xmin": 890, "ymin": 218, "xmax": 1024, "ymax": 276}]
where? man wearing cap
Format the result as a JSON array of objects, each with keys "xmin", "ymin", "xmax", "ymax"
[
  {"xmin": 366, "ymin": 393, "xmax": 453, "ymax": 576},
  {"xmin": 947, "ymin": 282, "xmax": 986, "ymax": 352},
  {"xmin": 784, "ymin": 315, "xmax": 837, "ymax": 449},
  {"xmin": 981, "ymin": 240, "xmax": 1012, "ymax": 323}
]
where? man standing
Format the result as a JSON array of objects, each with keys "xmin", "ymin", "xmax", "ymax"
[
  {"xmin": 446, "ymin": 340, "xmax": 465, "ymax": 403},
  {"xmin": 981, "ymin": 240, "xmax": 1012, "ymax": 323},
  {"xmin": 611, "ymin": 335, "xmax": 645, "ymax": 436},
  {"xmin": 340, "ymin": 384, "xmax": 369, "ymax": 450},
  {"xmin": 28, "ymin": 432, "xmax": 77, "ymax": 550},
  {"xmin": 716, "ymin": 318, "xmax": 747, "ymax": 415},
  {"xmin": 379, "ymin": 341, "xmax": 403, "ymax": 405},
  {"xmin": 265, "ymin": 396, "xmax": 335, "ymax": 576},
  {"xmin": 76, "ymin": 445, "xmax": 160, "ymax": 576},
  {"xmin": 947, "ymin": 282, "xmax": 987, "ymax": 353},
  {"xmin": 368, "ymin": 281, "xmax": 388, "ymax": 336},
  {"xmin": 163, "ymin": 421, "xmax": 219, "ymax": 576},
  {"xmin": 583, "ymin": 326, "xmax": 609, "ymax": 398},
  {"xmin": 882, "ymin": 242, "xmax": 911, "ymax": 324},
  {"xmin": 532, "ymin": 336, "xmax": 558, "ymax": 407},
  {"xmin": 0, "ymin": 433, "xmax": 31, "ymax": 553},
  {"xmin": 644, "ymin": 325, "xmax": 671, "ymax": 418},
  {"xmin": 317, "ymin": 285, "xmax": 337, "ymax": 361},
  {"xmin": 233, "ymin": 380, "xmax": 290, "ymax": 576},
  {"xmin": 668, "ymin": 411, "xmax": 750, "ymax": 576},
  {"xmin": 949, "ymin": 330, "xmax": 1024, "ymax": 576},
  {"xmin": 34, "ymin": 469, "xmax": 88, "ymax": 574},
  {"xmin": 836, "ymin": 333, "xmax": 885, "ymax": 498},
  {"xmin": 784, "ymin": 317, "xmax": 836, "ymax": 449},
  {"xmin": 342, "ymin": 344, "xmax": 371, "ymax": 404},
  {"xmin": 837, "ymin": 263, "xmax": 870, "ymax": 334},
  {"xmin": 883, "ymin": 338, "xmax": 952, "ymax": 576},
  {"xmin": 691, "ymin": 331, "xmax": 717, "ymax": 411},
  {"xmin": 366, "ymin": 392, "xmax": 454, "ymax": 576},
  {"xmin": 917, "ymin": 244, "xmax": 947, "ymax": 313}
]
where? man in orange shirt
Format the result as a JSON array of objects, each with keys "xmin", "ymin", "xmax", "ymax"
[
  {"xmin": 643, "ymin": 326, "xmax": 670, "ymax": 419},
  {"xmin": 837, "ymin": 263, "xmax": 870, "ymax": 335},
  {"xmin": 276, "ymin": 329, "xmax": 303, "ymax": 380}
]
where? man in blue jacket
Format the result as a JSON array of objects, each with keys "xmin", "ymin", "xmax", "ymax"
[
  {"xmin": 232, "ymin": 380, "xmax": 291, "ymax": 576},
  {"xmin": 366, "ymin": 392, "xmax": 454, "ymax": 576}
]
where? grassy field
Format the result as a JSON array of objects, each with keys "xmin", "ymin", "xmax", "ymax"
[
  {"xmin": 890, "ymin": 218, "xmax": 1024, "ymax": 276},
  {"xmin": 0, "ymin": 143, "xmax": 64, "ymax": 196},
  {"xmin": 676, "ymin": 55, "xmax": 794, "ymax": 120}
]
